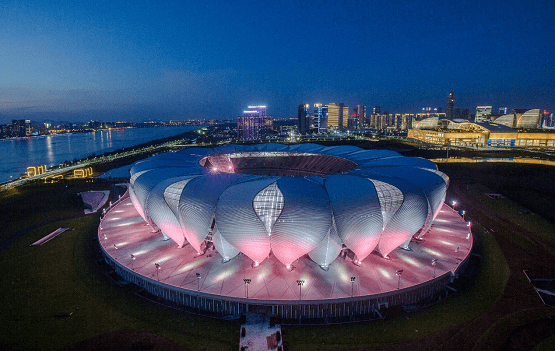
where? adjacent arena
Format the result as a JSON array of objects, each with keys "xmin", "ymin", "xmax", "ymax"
[{"xmin": 98, "ymin": 144, "xmax": 473, "ymax": 320}]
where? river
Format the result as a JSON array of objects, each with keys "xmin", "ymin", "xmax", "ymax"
[{"xmin": 0, "ymin": 125, "xmax": 203, "ymax": 183}]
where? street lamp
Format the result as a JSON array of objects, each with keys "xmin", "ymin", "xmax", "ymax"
[
  {"xmin": 432, "ymin": 259, "xmax": 438, "ymax": 278},
  {"xmin": 196, "ymin": 273, "xmax": 201, "ymax": 291},
  {"xmin": 395, "ymin": 269, "xmax": 403, "ymax": 289},
  {"xmin": 461, "ymin": 210, "xmax": 465, "ymax": 220},
  {"xmin": 296, "ymin": 280, "xmax": 305, "ymax": 300},
  {"xmin": 155, "ymin": 263, "xmax": 161, "ymax": 281},
  {"xmin": 130, "ymin": 254, "xmax": 135, "ymax": 271},
  {"xmin": 350, "ymin": 277, "xmax": 356, "ymax": 297},
  {"xmin": 243, "ymin": 278, "xmax": 251, "ymax": 298},
  {"xmin": 452, "ymin": 200, "xmax": 457, "ymax": 210}
]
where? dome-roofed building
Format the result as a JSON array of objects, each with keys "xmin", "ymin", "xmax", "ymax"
[{"xmin": 128, "ymin": 144, "xmax": 448, "ymax": 270}]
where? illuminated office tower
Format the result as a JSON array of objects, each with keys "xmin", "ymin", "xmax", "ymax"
[
  {"xmin": 237, "ymin": 105, "xmax": 273, "ymax": 140},
  {"xmin": 298, "ymin": 104, "xmax": 310, "ymax": 134},
  {"xmin": 475, "ymin": 106, "xmax": 492, "ymax": 123},
  {"xmin": 446, "ymin": 92, "xmax": 455, "ymax": 120},
  {"xmin": 314, "ymin": 104, "xmax": 328, "ymax": 133},
  {"xmin": 326, "ymin": 103, "xmax": 349, "ymax": 130},
  {"xmin": 353, "ymin": 105, "xmax": 366, "ymax": 127},
  {"xmin": 244, "ymin": 105, "xmax": 266, "ymax": 117},
  {"xmin": 499, "ymin": 107, "xmax": 508, "ymax": 115}
]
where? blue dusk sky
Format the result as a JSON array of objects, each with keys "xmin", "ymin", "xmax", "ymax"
[{"xmin": 1, "ymin": 0, "xmax": 554, "ymax": 123}]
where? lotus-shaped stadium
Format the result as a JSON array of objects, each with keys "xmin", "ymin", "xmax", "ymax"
[
  {"xmin": 128, "ymin": 143, "xmax": 448, "ymax": 268},
  {"xmin": 99, "ymin": 143, "xmax": 472, "ymax": 319}
]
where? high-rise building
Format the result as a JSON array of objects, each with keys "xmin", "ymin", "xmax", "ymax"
[
  {"xmin": 373, "ymin": 106, "xmax": 381, "ymax": 115},
  {"xmin": 446, "ymin": 92, "xmax": 455, "ymax": 120},
  {"xmin": 297, "ymin": 104, "xmax": 310, "ymax": 134},
  {"xmin": 499, "ymin": 107, "xmax": 508, "ymax": 115},
  {"xmin": 12, "ymin": 119, "xmax": 31, "ymax": 137},
  {"xmin": 237, "ymin": 106, "xmax": 273, "ymax": 140},
  {"xmin": 314, "ymin": 104, "xmax": 328, "ymax": 133},
  {"xmin": 244, "ymin": 105, "xmax": 266, "ymax": 117},
  {"xmin": 475, "ymin": 106, "xmax": 492, "ymax": 123},
  {"xmin": 327, "ymin": 103, "xmax": 349, "ymax": 130},
  {"xmin": 353, "ymin": 105, "xmax": 366, "ymax": 128}
]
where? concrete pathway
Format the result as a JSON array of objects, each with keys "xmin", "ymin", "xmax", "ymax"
[{"xmin": 239, "ymin": 313, "xmax": 282, "ymax": 351}]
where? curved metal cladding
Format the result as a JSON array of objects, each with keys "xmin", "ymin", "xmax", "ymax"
[
  {"xmin": 359, "ymin": 165, "xmax": 447, "ymax": 226},
  {"xmin": 286, "ymin": 143, "xmax": 326, "ymax": 153},
  {"xmin": 320, "ymin": 145, "xmax": 363, "ymax": 156},
  {"xmin": 128, "ymin": 144, "xmax": 450, "ymax": 268},
  {"xmin": 368, "ymin": 175, "xmax": 429, "ymax": 257},
  {"xmin": 325, "ymin": 175, "xmax": 383, "ymax": 261},
  {"xmin": 178, "ymin": 173, "xmax": 241, "ymax": 253},
  {"xmin": 212, "ymin": 225, "xmax": 240, "ymax": 261},
  {"xmin": 347, "ymin": 150, "xmax": 401, "ymax": 162},
  {"xmin": 134, "ymin": 168, "xmax": 201, "ymax": 229},
  {"xmin": 146, "ymin": 176, "xmax": 197, "ymax": 248},
  {"xmin": 272, "ymin": 177, "xmax": 331, "ymax": 267},
  {"xmin": 360, "ymin": 155, "xmax": 437, "ymax": 170},
  {"xmin": 424, "ymin": 168, "xmax": 449, "ymax": 221},
  {"xmin": 163, "ymin": 177, "xmax": 199, "ymax": 247},
  {"xmin": 215, "ymin": 177, "xmax": 277, "ymax": 264},
  {"xmin": 128, "ymin": 184, "xmax": 147, "ymax": 222},
  {"xmin": 308, "ymin": 217, "xmax": 343, "ymax": 267}
]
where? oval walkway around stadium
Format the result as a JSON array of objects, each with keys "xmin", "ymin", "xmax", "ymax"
[{"xmin": 98, "ymin": 190, "xmax": 472, "ymax": 320}]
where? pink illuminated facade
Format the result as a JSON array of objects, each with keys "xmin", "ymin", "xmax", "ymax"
[{"xmin": 127, "ymin": 144, "xmax": 449, "ymax": 270}]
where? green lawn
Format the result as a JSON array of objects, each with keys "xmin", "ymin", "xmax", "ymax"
[{"xmin": 0, "ymin": 182, "xmax": 238, "ymax": 351}]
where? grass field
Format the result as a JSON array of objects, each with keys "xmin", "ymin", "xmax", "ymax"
[{"xmin": 0, "ymin": 181, "xmax": 238, "ymax": 351}]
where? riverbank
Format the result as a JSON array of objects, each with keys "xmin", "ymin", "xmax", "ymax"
[{"xmin": 0, "ymin": 126, "xmax": 206, "ymax": 191}]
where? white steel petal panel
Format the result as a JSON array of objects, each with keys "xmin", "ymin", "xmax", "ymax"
[
  {"xmin": 325, "ymin": 175, "xmax": 383, "ymax": 261},
  {"xmin": 371, "ymin": 176, "xmax": 429, "ymax": 257},
  {"xmin": 253, "ymin": 182, "xmax": 284, "ymax": 235},
  {"xmin": 361, "ymin": 166, "xmax": 447, "ymax": 226},
  {"xmin": 130, "ymin": 169, "xmax": 150, "ymax": 186},
  {"xmin": 163, "ymin": 177, "xmax": 197, "ymax": 212},
  {"xmin": 320, "ymin": 145, "xmax": 362, "ymax": 156},
  {"xmin": 369, "ymin": 179, "xmax": 404, "ymax": 228},
  {"xmin": 362, "ymin": 156, "xmax": 437, "ymax": 170},
  {"xmin": 128, "ymin": 185, "xmax": 147, "ymax": 222},
  {"xmin": 271, "ymin": 177, "xmax": 331, "ymax": 267},
  {"xmin": 212, "ymin": 225, "xmax": 240, "ymax": 262},
  {"xmin": 348, "ymin": 150, "xmax": 401, "ymax": 161},
  {"xmin": 308, "ymin": 217, "xmax": 342, "ymax": 267},
  {"xmin": 286, "ymin": 143, "xmax": 326, "ymax": 153},
  {"xmin": 215, "ymin": 178, "xmax": 278, "ymax": 264},
  {"xmin": 146, "ymin": 176, "xmax": 195, "ymax": 248},
  {"xmin": 178, "ymin": 173, "xmax": 241, "ymax": 253},
  {"xmin": 135, "ymin": 168, "xmax": 200, "ymax": 217}
]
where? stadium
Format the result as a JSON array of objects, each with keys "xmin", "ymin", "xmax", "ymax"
[{"xmin": 98, "ymin": 144, "xmax": 473, "ymax": 320}]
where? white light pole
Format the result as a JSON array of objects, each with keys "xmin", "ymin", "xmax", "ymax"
[
  {"xmin": 351, "ymin": 277, "xmax": 356, "ymax": 297},
  {"xmin": 243, "ymin": 278, "xmax": 251, "ymax": 298},
  {"xmin": 130, "ymin": 254, "xmax": 135, "ymax": 271},
  {"xmin": 452, "ymin": 200, "xmax": 457, "ymax": 210},
  {"xmin": 461, "ymin": 210, "xmax": 465, "ymax": 220},
  {"xmin": 155, "ymin": 263, "xmax": 161, "ymax": 281},
  {"xmin": 396, "ymin": 270, "xmax": 403, "ymax": 289},
  {"xmin": 196, "ymin": 273, "xmax": 201, "ymax": 291},
  {"xmin": 432, "ymin": 259, "xmax": 438, "ymax": 278},
  {"xmin": 296, "ymin": 280, "xmax": 305, "ymax": 300}
]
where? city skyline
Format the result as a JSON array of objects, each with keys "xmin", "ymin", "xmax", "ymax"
[{"xmin": 1, "ymin": 0, "xmax": 553, "ymax": 123}]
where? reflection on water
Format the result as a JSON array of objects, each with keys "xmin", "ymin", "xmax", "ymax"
[{"xmin": 0, "ymin": 125, "xmax": 201, "ymax": 183}]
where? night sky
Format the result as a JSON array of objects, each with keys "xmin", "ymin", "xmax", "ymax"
[{"xmin": 1, "ymin": 0, "xmax": 554, "ymax": 123}]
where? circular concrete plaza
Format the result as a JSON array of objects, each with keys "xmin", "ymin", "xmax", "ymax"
[{"xmin": 98, "ymin": 192, "xmax": 472, "ymax": 318}]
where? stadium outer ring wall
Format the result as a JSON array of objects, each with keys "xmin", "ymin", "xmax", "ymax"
[{"xmin": 98, "ymin": 198, "xmax": 467, "ymax": 320}]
